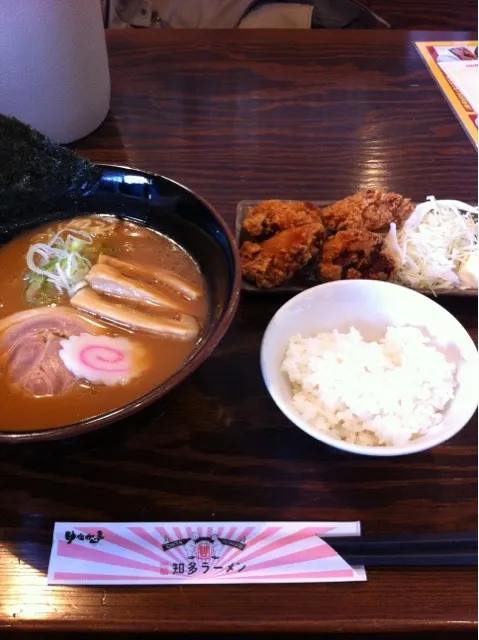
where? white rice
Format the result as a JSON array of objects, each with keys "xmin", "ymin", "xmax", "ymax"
[{"xmin": 281, "ymin": 326, "xmax": 456, "ymax": 447}]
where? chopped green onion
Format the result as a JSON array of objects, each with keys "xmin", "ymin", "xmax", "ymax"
[{"xmin": 25, "ymin": 227, "xmax": 95, "ymax": 301}]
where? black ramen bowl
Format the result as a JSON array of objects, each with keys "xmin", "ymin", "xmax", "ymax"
[{"xmin": 0, "ymin": 164, "xmax": 241, "ymax": 442}]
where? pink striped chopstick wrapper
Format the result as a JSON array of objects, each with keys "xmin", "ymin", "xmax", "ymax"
[{"xmin": 47, "ymin": 521, "xmax": 366, "ymax": 585}]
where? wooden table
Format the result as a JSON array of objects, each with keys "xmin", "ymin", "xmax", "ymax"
[
  {"xmin": 0, "ymin": 30, "xmax": 477, "ymax": 636},
  {"xmin": 364, "ymin": 0, "xmax": 477, "ymax": 30}
]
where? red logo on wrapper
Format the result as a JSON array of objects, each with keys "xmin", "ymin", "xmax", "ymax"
[{"xmin": 197, "ymin": 543, "xmax": 211, "ymax": 561}]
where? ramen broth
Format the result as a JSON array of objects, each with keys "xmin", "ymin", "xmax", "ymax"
[{"xmin": 0, "ymin": 217, "xmax": 208, "ymax": 431}]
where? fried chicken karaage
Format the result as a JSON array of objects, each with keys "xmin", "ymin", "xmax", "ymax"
[
  {"xmin": 242, "ymin": 200, "xmax": 321, "ymax": 237},
  {"xmin": 322, "ymin": 189, "xmax": 414, "ymax": 233},
  {"xmin": 241, "ymin": 222, "xmax": 325, "ymax": 288},
  {"xmin": 318, "ymin": 229, "xmax": 397, "ymax": 282}
]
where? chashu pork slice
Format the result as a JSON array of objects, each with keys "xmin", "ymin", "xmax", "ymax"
[
  {"xmin": 98, "ymin": 254, "xmax": 202, "ymax": 301},
  {"xmin": 0, "ymin": 307, "xmax": 101, "ymax": 344},
  {"xmin": 70, "ymin": 287, "xmax": 199, "ymax": 340},
  {"xmin": 86, "ymin": 263, "xmax": 183, "ymax": 311},
  {"xmin": 0, "ymin": 307, "xmax": 100, "ymax": 398}
]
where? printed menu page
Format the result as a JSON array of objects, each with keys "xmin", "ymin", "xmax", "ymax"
[{"xmin": 416, "ymin": 41, "xmax": 478, "ymax": 148}]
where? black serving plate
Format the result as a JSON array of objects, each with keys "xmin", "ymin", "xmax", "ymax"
[{"xmin": 236, "ymin": 199, "xmax": 477, "ymax": 297}]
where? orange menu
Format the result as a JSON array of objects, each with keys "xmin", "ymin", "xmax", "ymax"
[{"xmin": 416, "ymin": 41, "xmax": 478, "ymax": 148}]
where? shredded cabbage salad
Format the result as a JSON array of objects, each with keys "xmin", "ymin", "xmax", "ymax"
[
  {"xmin": 25, "ymin": 228, "xmax": 93, "ymax": 302},
  {"xmin": 385, "ymin": 196, "xmax": 478, "ymax": 292}
]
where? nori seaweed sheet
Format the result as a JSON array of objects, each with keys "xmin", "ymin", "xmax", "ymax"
[{"xmin": 0, "ymin": 115, "xmax": 102, "ymax": 237}]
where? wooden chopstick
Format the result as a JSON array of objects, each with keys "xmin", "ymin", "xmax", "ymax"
[
  {"xmin": 338, "ymin": 551, "xmax": 476, "ymax": 567},
  {"xmin": 322, "ymin": 533, "xmax": 478, "ymax": 567}
]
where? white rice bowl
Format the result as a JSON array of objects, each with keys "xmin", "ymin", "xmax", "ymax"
[
  {"xmin": 260, "ymin": 280, "xmax": 478, "ymax": 456},
  {"xmin": 281, "ymin": 326, "xmax": 456, "ymax": 447}
]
